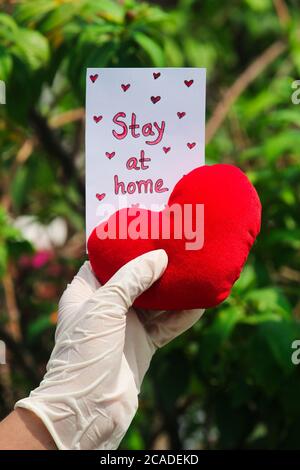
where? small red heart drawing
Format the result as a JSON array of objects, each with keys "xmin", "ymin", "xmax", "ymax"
[
  {"xmin": 151, "ymin": 96, "xmax": 161, "ymax": 104},
  {"xmin": 93, "ymin": 115, "xmax": 103, "ymax": 123},
  {"xmin": 163, "ymin": 146, "xmax": 171, "ymax": 154},
  {"xmin": 96, "ymin": 193, "xmax": 106, "ymax": 202},
  {"xmin": 153, "ymin": 72, "xmax": 161, "ymax": 79},
  {"xmin": 177, "ymin": 112, "xmax": 186, "ymax": 119},
  {"xmin": 90, "ymin": 74, "xmax": 98, "ymax": 83},
  {"xmin": 88, "ymin": 164, "xmax": 262, "ymax": 310},
  {"xmin": 187, "ymin": 142, "xmax": 196, "ymax": 149},
  {"xmin": 105, "ymin": 151, "xmax": 115, "ymax": 160},
  {"xmin": 121, "ymin": 84, "xmax": 130, "ymax": 92},
  {"xmin": 184, "ymin": 79, "xmax": 194, "ymax": 87}
]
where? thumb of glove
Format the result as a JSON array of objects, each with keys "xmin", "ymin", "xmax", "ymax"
[{"xmin": 90, "ymin": 249, "xmax": 168, "ymax": 311}]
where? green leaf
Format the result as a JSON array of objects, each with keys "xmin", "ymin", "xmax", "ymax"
[
  {"xmin": 263, "ymin": 130, "xmax": 300, "ymax": 162},
  {"xmin": 27, "ymin": 314, "xmax": 53, "ymax": 339},
  {"xmin": 14, "ymin": 0, "xmax": 55, "ymax": 26},
  {"xmin": 0, "ymin": 13, "xmax": 18, "ymax": 35},
  {"xmin": 245, "ymin": 0, "xmax": 272, "ymax": 12},
  {"xmin": 164, "ymin": 37, "xmax": 183, "ymax": 66},
  {"xmin": 68, "ymin": 40, "xmax": 119, "ymax": 99},
  {"xmin": 207, "ymin": 307, "xmax": 244, "ymax": 342},
  {"xmin": 152, "ymin": 349, "xmax": 190, "ymax": 411},
  {"xmin": 11, "ymin": 165, "xmax": 30, "ymax": 212},
  {"xmin": 266, "ymin": 229, "xmax": 300, "ymax": 250},
  {"xmin": 81, "ymin": 0, "xmax": 125, "ymax": 24},
  {"xmin": 184, "ymin": 38, "xmax": 217, "ymax": 72},
  {"xmin": 245, "ymin": 327, "xmax": 285, "ymax": 395},
  {"xmin": 38, "ymin": 3, "xmax": 83, "ymax": 33},
  {"xmin": 240, "ymin": 313, "xmax": 282, "ymax": 325},
  {"xmin": 7, "ymin": 239, "xmax": 34, "ymax": 260},
  {"xmin": 258, "ymin": 320, "xmax": 300, "ymax": 373},
  {"xmin": 199, "ymin": 307, "xmax": 243, "ymax": 370},
  {"xmin": 244, "ymin": 287, "xmax": 292, "ymax": 318},
  {"xmin": 11, "ymin": 28, "xmax": 49, "ymax": 70},
  {"xmin": 0, "ymin": 243, "xmax": 8, "ymax": 278},
  {"xmin": 133, "ymin": 32, "xmax": 165, "ymax": 67},
  {"xmin": 0, "ymin": 46, "xmax": 12, "ymax": 81},
  {"xmin": 232, "ymin": 264, "xmax": 257, "ymax": 294}
]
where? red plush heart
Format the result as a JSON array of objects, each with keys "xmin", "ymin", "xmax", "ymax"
[{"xmin": 88, "ymin": 164, "xmax": 261, "ymax": 310}]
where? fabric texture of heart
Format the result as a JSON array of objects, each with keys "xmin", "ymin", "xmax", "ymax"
[{"xmin": 88, "ymin": 164, "xmax": 262, "ymax": 310}]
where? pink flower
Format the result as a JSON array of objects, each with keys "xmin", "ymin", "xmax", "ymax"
[{"xmin": 32, "ymin": 250, "xmax": 53, "ymax": 269}]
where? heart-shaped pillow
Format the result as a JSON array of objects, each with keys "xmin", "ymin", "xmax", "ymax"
[{"xmin": 88, "ymin": 164, "xmax": 261, "ymax": 310}]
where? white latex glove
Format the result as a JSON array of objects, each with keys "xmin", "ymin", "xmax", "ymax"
[{"xmin": 15, "ymin": 250, "xmax": 204, "ymax": 450}]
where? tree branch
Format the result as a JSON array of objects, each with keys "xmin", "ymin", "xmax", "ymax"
[
  {"xmin": 29, "ymin": 109, "xmax": 85, "ymax": 200},
  {"xmin": 206, "ymin": 41, "xmax": 286, "ymax": 143},
  {"xmin": 273, "ymin": 0, "xmax": 291, "ymax": 28}
]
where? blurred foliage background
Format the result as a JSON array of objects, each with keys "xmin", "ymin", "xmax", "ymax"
[{"xmin": 0, "ymin": 0, "xmax": 300, "ymax": 450}]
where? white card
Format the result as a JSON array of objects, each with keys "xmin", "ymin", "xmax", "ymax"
[{"xmin": 85, "ymin": 67, "xmax": 206, "ymax": 239}]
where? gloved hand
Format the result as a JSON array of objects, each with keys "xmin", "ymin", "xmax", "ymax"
[{"xmin": 15, "ymin": 250, "xmax": 204, "ymax": 450}]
